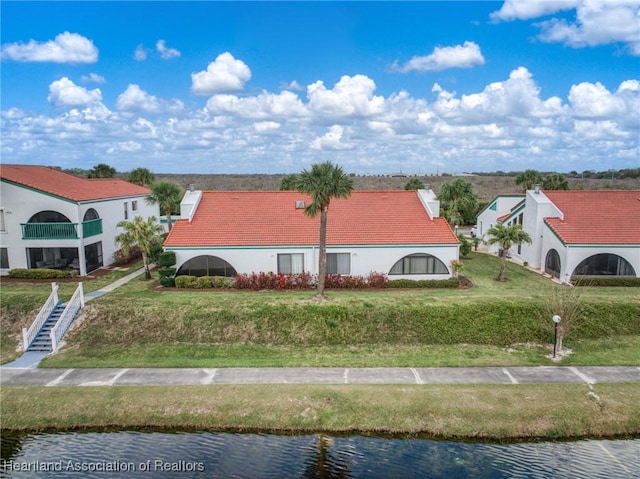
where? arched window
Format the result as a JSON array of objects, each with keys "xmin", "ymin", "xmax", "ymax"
[
  {"xmin": 176, "ymin": 255, "xmax": 237, "ymax": 277},
  {"xmin": 545, "ymin": 249, "xmax": 561, "ymax": 278},
  {"xmin": 83, "ymin": 208, "xmax": 99, "ymax": 221},
  {"xmin": 28, "ymin": 210, "xmax": 71, "ymax": 223},
  {"xmin": 389, "ymin": 253, "xmax": 448, "ymax": 275},
  {"xmin": 572, "ymin": 254, "xmax": 636, "ymax": 277}
]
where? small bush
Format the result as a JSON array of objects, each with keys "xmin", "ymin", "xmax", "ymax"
[
  {"xmin": 571, "ymin": 276, "xmax": 640, "ymax": 287},
  {"xmin": 196, "ymin": 276, "xmax": 213, "ymax": 288},
  {"xmin": 113, "ymin": 245, "xmax": 142, "ymax": 265},
  {"xmin": 159, "ymin": 276, "xmax": 175, "ymax": 287},
  {"xmin": 157, "ymin": 251, "xmax": 177, "ymax": 267},
  {"xmin": 8, "ymin": 268, "xmax": 78, "ymax": 279},
  {"xmin": 388, "ymin": 278, "xmax": 460, "ymax": 289},
  {"xmin": 212, "ymin": 276, "xmax": 234, "ymax": 289},
  {"xmin": 174, "ymin": 275, "xmax": 199, "ymax": 288},
  {"xmin": 458, "ymin": 235, "xmax": 472, "ymax": 258},
  {"xmin": 157, "ymin": 267, "xmax": 176, "ymax": 279},
  {"xmin": 366, "ymin": 272, "xmax": 388, "ymax": 288}
]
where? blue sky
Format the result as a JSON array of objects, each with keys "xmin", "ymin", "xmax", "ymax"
[{"xmin": 1, "ymin": 1, "xmax": 638, "ymax": 175}]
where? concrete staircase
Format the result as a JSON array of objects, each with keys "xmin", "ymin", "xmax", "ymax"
[{"xmin": 26, "ymin": 302, "xmax": 65, "ymax": 353}]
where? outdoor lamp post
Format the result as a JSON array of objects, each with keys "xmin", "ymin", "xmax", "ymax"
[{"xmin": 552, "ymin": 315, "xmax": 561, "ymax": 359}]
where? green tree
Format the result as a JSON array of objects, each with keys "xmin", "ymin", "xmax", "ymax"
[
  {"xmin": 404, "ymin": 178, "xmax": 425, "ymax": 190},
  {"xmin": 515, "ymin": 169, "xmax": 543, "ymax": 191},
  {"xmin": 438, "ymin": 178, "xmax": 478, "ymax": 227},
  {"xmin": 87, "ymin": 163, "xmax": 117, "ymax": 178},
  {"xmin": 115, "ymin": 216, "xmax": 164, "ymax": 280},
  {"xmin": 296, "ymin": 161, "xmax": 354, "ymax": 299},
  {"xmin": 487, "ymin": 223, "xmax": 532, "ymax": 281},
  {"xmin": 458, "ymin": 234, "xmax": 472, "ymax": 258},
  {"xmin": 146, "ymin": 181, "xmax": 183, "ymax": 231},
  {"xmin": 279, "ymin": 174, "xmax": 299, "ymax": 191},
  {"xmin": 128, "ymin": 167, "xmax": 156, "ymax": 187},
  {"xmin": 542, "ymin": 173, "xmax": 569, "ymax": 190}
]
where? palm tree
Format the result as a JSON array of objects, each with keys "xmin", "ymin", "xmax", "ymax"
[
  {"xmin": 404, "ymin": 178, "xmax": 425, "ymax": 190},
  {"xmin": 127, "ymin": 167, "xmax": 155, "ymax": 186},
  {"xmin": 296, "ymin": 161, "xmax": 354, "ymax": 299},
  {"xmin": 115, "ymin": 216, "xmax": 164, "ymax": 280},
  {"xmin": 87, "ymin": 163, "xmax": 116, "ymax": 178},
  {"xmin": 515, "ymin": 169, "xmax": 543, "ymax": 192},
  {"xmin": 146, "ymin": 181, "xmax": 183, "ymax": 231},
  {"xmin": 487, "ymin": 223, "xmax": 532, "ymax": 281},
  {"xmin": 438, "ymin": 178, "xmax": 478, "ymax": 227},
  {"xmin": 279, "ymin": 174, "xmax": 299, "ymax": 191},
  {"xmin": 542, "ymin": 173, "xmax": 569, "ymax": 190}
]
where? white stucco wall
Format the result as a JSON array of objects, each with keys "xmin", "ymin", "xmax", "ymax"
[
  {"xmin": 476, "ymin": 196, "xmax": 524, "ymax": 247},
  {"xmin": 167, "ymin": 244, "xmax": 459, "ymax": 281},
  {"xmin": 0, "ymin": 181, "xmax": 159, "ymax": 275}
]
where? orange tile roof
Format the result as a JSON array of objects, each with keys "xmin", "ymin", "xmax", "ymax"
[
  {"xmin": 165, "ymin": 190, "xmax": 459, "ymax": 247},
  {"xmin": 1, "ymin": 164, "xmax": 150, "ymax": 202},
  {"xmin": 544, "ymin": 190, "xmax": 640, "ymax": 245}
]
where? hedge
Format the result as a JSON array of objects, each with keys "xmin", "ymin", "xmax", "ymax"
[
  {"xmin": 72, "ymin": 299, "xmax": 640, "ymax": 347},
  {"xmin": 572, "ymin": 276, "xmax": 640, "ymax": 287},
  {"xmin": 388, "ymin": 278, "xmax": 460, "ymax": 289},
  {"xmin": 157, "ymin": 251, "xmax": 177, "ymax": 268},
  {"xmin": 8, "ymin": 268, "xmax": 78, "ymax": 279}
]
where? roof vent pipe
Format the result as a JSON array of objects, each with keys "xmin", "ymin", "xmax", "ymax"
[{"xmin": 534, "ymin": 184, "xmax": 541, "ymax": 194}]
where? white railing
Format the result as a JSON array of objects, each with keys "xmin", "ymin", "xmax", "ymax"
[
  {"xmin": 50, "ymin": 283, "xmax": 84, "ymax": 351},
  {"xmin": 23, "ymin": 282, "xmax": 59, "ymax": 351}
]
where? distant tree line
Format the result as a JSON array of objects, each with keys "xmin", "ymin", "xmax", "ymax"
[{"xmin": 472, "ymin": 168, "xmax": 639, "ymax": 180}]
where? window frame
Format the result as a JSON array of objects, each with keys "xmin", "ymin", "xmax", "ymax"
[
  {"xmin": 277, "ymin": 253, "xmax": 304, "ymax": 274},
  {"xmin": 326, "ymin": 252, "xmax": 351, "ymax": 275}
]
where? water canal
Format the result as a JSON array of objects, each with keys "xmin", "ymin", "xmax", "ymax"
[{"xmin": 1, "ymin": 431, "xmax": 638, "ymax": 478}]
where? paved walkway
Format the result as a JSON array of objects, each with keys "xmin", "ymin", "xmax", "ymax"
[{"xmin": 1, "ymin": 366, "xmax": 638, "ymax": 386}]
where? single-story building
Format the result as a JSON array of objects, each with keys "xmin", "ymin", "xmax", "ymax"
[
  {"xmin": 480, "ymin": 187, "xmax": 640, "ymax": 281},
  {"xmin": 0, "ymin": 164, "xmax": 159, "ymax": 276},
  {"xmin": 164, "ymin": 188, "xmax": 460, "ymax": 280}
]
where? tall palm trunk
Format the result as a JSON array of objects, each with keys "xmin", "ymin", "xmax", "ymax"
[
  {"xmin": 142, "ymin": 252, "xmax": 151, "ymax": 280},
  {"xmin": 317, "ymin": 207, "xmax": 328, "ymax": 298},
  {"xmin": 498, "ymin": 255, "xmax": 506, "ymax": 281},
  {"xmin": 164, "ymin": 206, "xmax": 173, "ymax": 231}
]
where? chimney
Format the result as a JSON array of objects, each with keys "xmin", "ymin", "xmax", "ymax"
[
  {"xmin": 189, "ymin": 183, "xmax": 195, "ymax": 192},
  {"xmin": 534, "ymin": 184, "xmax": 541, "ymax": 194}
]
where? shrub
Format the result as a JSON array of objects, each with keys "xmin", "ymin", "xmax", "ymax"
[
  {"xmin": 366, "ymin": 272, "xmax": 388, "ymax": 288},
  {"xmin": 196, "ymin": 276, "xmax": 213, "ymax": 288},
  {"xmin": 174, "ymin": 275, "xmax": 199, "ymax": 288},
  {"xmin": 159, "ymin": 276, "xmax": 175, "ymax": 287},
  {"xmin": 158, "ymin": 267, "xmax": 176, "ymax": 279},
  {"xmin": 234, "ymin": 272, "xmax": 314, "ymax": 290},
  {"xmin": 388, "ymin": 278, "xmax": 460, "ymax": 289},
  {"xmin": 113, "ymin": 245, "xmax": 142, "ymax": 265},
  {"xmin": 157, "ymin": 251, "xmax": 177, "ymax": 267},
  {"xmin": 571, "ymin": 276, "xmax": 640, "ymax": 287},
  {"xmin": 8, "ymin": 268, "xmax": 78, "ymax": 279},
  {"xmin": 212, "ymin": 276, "xmax": 235, "ymax": 289},
  {"xmin": 458, "ymin": 235, "xmax": 472, "ymax": 258}
]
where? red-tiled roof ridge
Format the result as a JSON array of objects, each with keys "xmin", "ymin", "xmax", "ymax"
[
  {"xmin": 1, "ymin": 164, "xmax": 150, "ymax": 202},
  {"xmin": 543, "ymin": 190, "xmax": 640, "ymax": 245},
  {"xmin": 165, "ymin": 189, "xmax": 459, "ymax": 247}
]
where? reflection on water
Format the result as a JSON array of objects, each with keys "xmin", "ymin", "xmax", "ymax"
[{"xmin": 1, "ymin": 431, "xmax": 638, "ymax": 478}]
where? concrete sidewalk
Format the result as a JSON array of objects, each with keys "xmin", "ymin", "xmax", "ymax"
[{"xmin": 1, "ymin": 366, "xmax": 638, "ymax": 387}]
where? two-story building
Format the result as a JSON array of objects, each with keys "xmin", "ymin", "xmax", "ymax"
[
  {"xmin": 0, "ymin": 164, "xmax": 160, "ymax": 276},
  {"xmin": 164, "ymin": 188, "xmax": 460, "ymax": 280},
  {"xmin": 479, "ymin": 187, "xmax": 640, "ymax": 282}
]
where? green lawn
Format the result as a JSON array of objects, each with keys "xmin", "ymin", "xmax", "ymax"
[{"xmin": 2, "ymin": 253, "xmax": 639, "ymax": 367}]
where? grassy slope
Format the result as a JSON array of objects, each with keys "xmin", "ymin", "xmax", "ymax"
[{"xmin": 9, "ymin": 252, "xmax": 634, "ymax": 367}]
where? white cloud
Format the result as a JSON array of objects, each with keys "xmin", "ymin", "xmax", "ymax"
[
  {"xmin": 1, "ymin": 31, "xmax": 98, "ymax": 63},
  {"xmin": 2, "ymin": 66, "xmax": 638, "ymax": 174},
  {"xmin": 307, "ymin": 75, "xmax": 384, "ymax": 118},
  {"xmin": 116, "ymin": 84, "xmax": 184, "ymax": 113},
  {"xmin": 393, "ymin": 41, "xmax": 485, "ymax": 72},
  {"xmin": 490, "ymin": 0, "xmax": 580, "ymax": 21},
  {"xmin": 191, "ymin": 52, "xmax": 251, "ymax": 95},
  {"xmin": 80, "ymin": 73, "xmax": 106, "ymax": 84},
  {"xmin": 492, "ymin": 0, "xmax": 640, "ymax": 55},
  {"xmin": 134, "ymin": 44, "xmax": 149, "ymax": 61},
  {"xmin": 282, "ymin": 80, "xmax": 304, "ymax": 91},
  {"xmin": 310, "ymin": 125, "xmax": 354, "ymax": 150},
  {"xmin": 156, "ymin": 40, "xmax": 181, "ymax": 59},
  {"xmin": 568, "ymin": 81, "xmax": 627, "ymax": 118},
  {"xmin": 47, "ymin": 77, "xmax": 102, "ymax": 107}
]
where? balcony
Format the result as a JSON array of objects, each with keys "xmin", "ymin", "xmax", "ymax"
[{"xmin": 21, "ymin": 219, "xmax": 103, "ymax": 240}]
